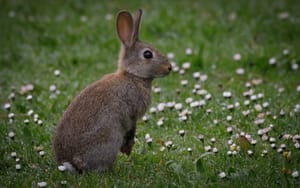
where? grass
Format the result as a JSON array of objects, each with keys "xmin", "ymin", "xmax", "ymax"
[{"xmin": 1, "ymin": 0, "xmax": 300, "ymax": 187}]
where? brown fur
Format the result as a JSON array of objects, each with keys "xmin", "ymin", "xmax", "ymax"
[{"xmin": 53, "ymin": 9, "xmax": 171, "ymax": 173}]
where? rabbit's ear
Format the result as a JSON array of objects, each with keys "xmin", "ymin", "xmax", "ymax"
[
  {"xmin": 132, "ymin": 9, "xmax": 143, "ymax": 42},
  {"xmin": 117, "ymin": 11, "xmax": 135, "ymax": 47}
]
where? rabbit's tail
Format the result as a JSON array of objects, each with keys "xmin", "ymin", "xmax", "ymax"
[{"xmin": 62, "ymin": 162, "xmax": 76, "ymax": 172}]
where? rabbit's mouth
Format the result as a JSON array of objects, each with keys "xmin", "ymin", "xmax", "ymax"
[{"xmin": 155, "ymin": 63, "xmax": 172, "ymax": 78}]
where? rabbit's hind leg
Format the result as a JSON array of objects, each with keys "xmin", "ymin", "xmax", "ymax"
[{"xmin": 79, "ymin": 135, "xmax": 123, "ymax": 173}]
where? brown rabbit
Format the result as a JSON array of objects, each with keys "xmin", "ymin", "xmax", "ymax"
[{"xmin": 53, "ymin": 9, "xmax": 171, "ymax": 173}]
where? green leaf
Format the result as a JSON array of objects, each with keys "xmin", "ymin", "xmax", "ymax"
[
  {"xmin": 170, "ymin": 163, "xmax": 183, "ymax": 175},
  {"xmin": 22, "ymin": 126, "xmax": 32, "ymax": 143},
  {"xmin": 195, "ymin": 157, "xmax": 205, "ymax": 173},
  {"xmin": 228, "ymin": 167, "xmax": 236, "ymax": 175},
  {"xmin": 166, "ymin": 160, "xmax": 174, "ymax": 167}
]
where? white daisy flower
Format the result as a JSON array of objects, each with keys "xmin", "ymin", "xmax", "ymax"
[
  {"xmin": 218, "ymin": 172, "xmax": 226, "ymax": 179},
  {"xmin": 54, "ymin": 69, "xmax": 61, "ymax": 76},
  {"xmin": 233, "ymin": 53, "xmax": 241, "ymax": 61},
  {"xmin": 292, "ymin": 170, "xmax": 299, "ymax": 178},
  {"xmin": 37, "ymin": 182, "xmax": 47, "ymax": 187}
]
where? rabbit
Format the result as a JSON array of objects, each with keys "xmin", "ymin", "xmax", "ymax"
[{"xmin": 53, "ymin": 9, "xmax": 172, "ymax": 173}]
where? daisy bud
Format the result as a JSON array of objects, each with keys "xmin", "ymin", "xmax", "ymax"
[
  {"xmin": 212, "ymin": 147, "xmax": 219, "ymax": 153},
  {"xmin": 8, "ymin": 113, "xmax": 15, "ymax": 119},
  {"xmin": 181, "ymin": 80, "xmax": 188, "ymax": 87},
  {"xmin": 292, "ymin": 170, "xmax": 299, "ymax": 178},
  {"xmin": 54, "ymin": 69, "xmax": 61, "ymax": 76},
  {"xmin": 247, "ymin": 150, "xmax": 253, "ymax": 156},
  {"xmin": 37, "ymin": 182, "xmax": 47, "ymax": 187},
  {"xmin": 165, "ymin": 141, "xmax": 173, "ymax": 149},
  {"xmin": 185, "ymin": 48, "xmax": 193, "ymax": 55},
  {"xmin": 149, "ymin": 107, "xmax": 157, "ymax": 114},
  {"xmin": 179, "ymin": 130, "xmax": 185, "ymax": 137},
  {"xmin": 210, "ymin": 137, "xmax": 216, "ymax": 143},
  {"xmin": 193, "ymin": 72, "xmax": 201, "ymax": 80},
  {"xmin": 8, "ymin": 131, "xmax": 15, "ymax": 139},
  {"xmin": 198, "ymin": 134, "xmax": 204, "ymax": 142},
  {"xmin": 182, "ymin": 62, "xmax": 191, "ymax": 69},
  {"xmin": 142, "ymin": 115, "xmax": 148, "ymax": 122},
  {"xmin": 3, "ymin": 103, "xmax": 11, "ymax": 110},
  {"xmin": 157, "ymin": 119, "xmax": 164, "ymax": 126},
  {"xmin": 228, "ymin": 139, "xmax": 233, "ymax": 145},
  {"xmin": 16, "ymin": 164, "xmax": 21, "ymax": 171},
  {"xmin": 204, "ymin": 145, "xmax": 212, "ymax": 152},
  {"xmin": 39, "ymin": 151, "xmax": 46, "ymax": 157},
  {"xmin": 233, "ymin": 53, "xmax": 241, "ymax": 61},
  {"xmin": 26, "ymin": 94, "xmax": 33, "ymax": 101},
  {"xmin": 167, "ymin": 52, "xmax": 175, "ymax": 59},
  {"xmin": 157, "ymin": 103, "xmax": 165, "ymax": 112},
  {"xmin": 174, "ymin": 103, "xmax": 183, "ymax": 110},
  {"xmin": 223, "ymin": 91, "xmax": 232, "ymax": 98},
  {"xmin": 269, "ymin": 57, "xmax": 276, "ymax": 65},
  {"xmin": 11, "ymin": 152, "xmax": 17, "ymax": 158},
  {"xmin": 218, "ymin": 172, "xmax": 226, "ymax": 179}
]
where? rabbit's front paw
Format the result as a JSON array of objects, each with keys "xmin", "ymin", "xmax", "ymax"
[{"xmin": 121, "ymin": 128, "xmax": 135, "ymax": 155}]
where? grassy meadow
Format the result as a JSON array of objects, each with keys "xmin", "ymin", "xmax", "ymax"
[{"xmin": 1, "ymin": 0, "xmax": 300, "ymax": 187}]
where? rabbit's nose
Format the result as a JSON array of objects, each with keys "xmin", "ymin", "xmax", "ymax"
[{"xmin": 167, "ymin": 64, "xmax": 172, "ymax": 72}]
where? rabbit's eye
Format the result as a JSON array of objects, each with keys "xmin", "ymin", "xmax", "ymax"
[{"xmin": 143, "ymin": 50, "xmax": 153, "ymax": 59}]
